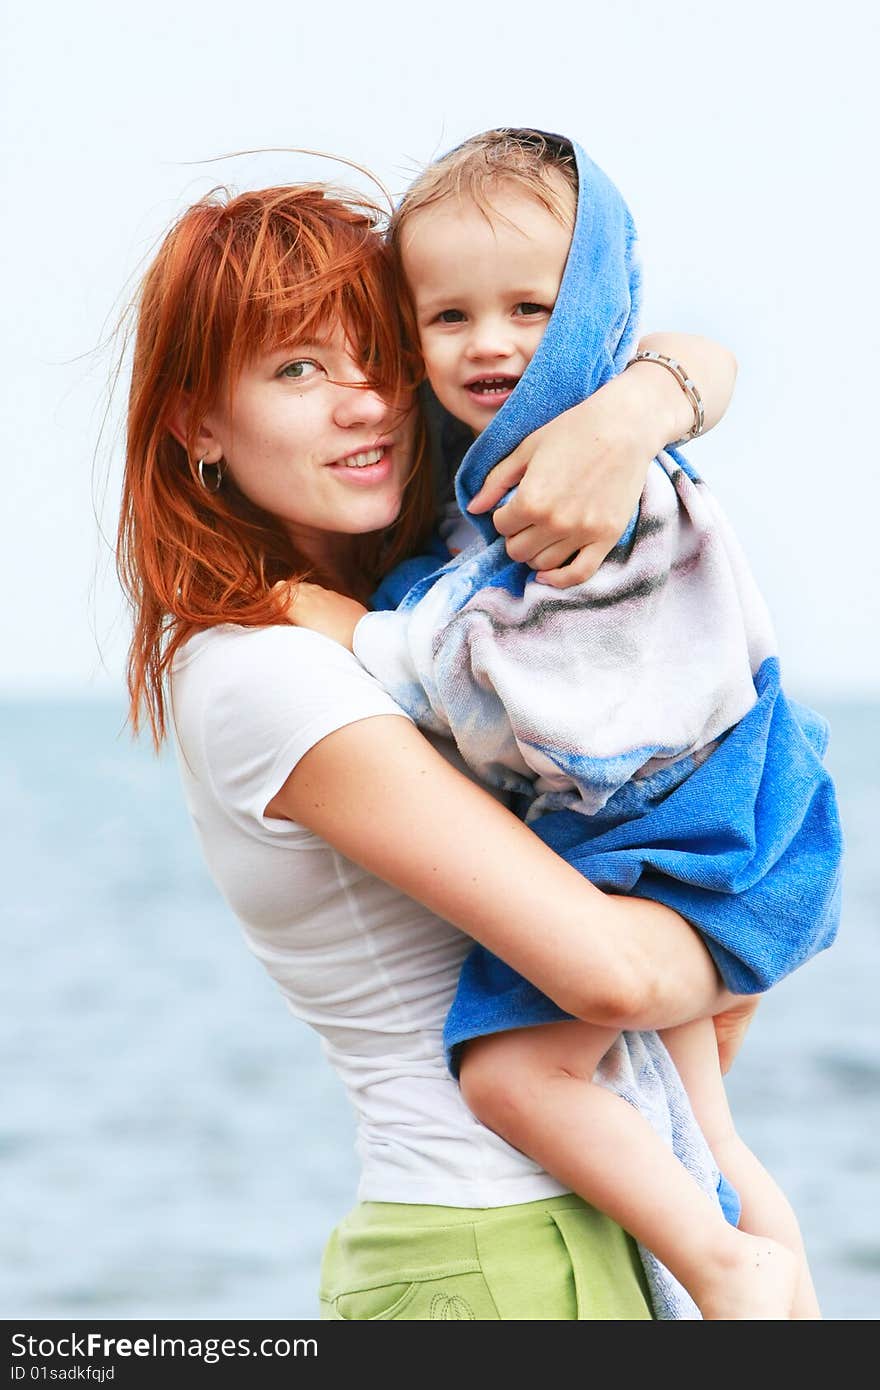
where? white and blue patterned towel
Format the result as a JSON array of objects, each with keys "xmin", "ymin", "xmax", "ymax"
[{"xmin": 356, "ymin": 132, "xmax": 843, "ymax": 1317}]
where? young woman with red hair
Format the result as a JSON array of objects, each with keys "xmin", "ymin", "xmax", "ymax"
[{"xmin": 119, "ymin": 180, "xmax": 748, "ymax": 1319}]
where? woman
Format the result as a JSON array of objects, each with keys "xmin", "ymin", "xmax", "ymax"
[{"xmin": 118, "ymin": 179, "xmax": 746, "ymax": 1320}]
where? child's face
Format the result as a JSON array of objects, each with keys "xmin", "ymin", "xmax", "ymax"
[{"xmin": 400, "ymin": 178, "xmax": 573, "ymax": 434}]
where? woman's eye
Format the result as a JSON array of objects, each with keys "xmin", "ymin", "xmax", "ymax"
[
  {"xmin": 436, "ymin": 309, "xmax": 465, "ymax": 324},
  {"xmin": 514, "ymin": 302, "xmax": 549, "ymax": 318},
  {"xmin": 279, "ymin": 359, "xmax": 320, "ymax": 380}
]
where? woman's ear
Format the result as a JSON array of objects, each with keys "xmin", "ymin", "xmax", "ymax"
[{"xmin": 166, "ymin": 395, "xmax": 224, "ymax": 464}]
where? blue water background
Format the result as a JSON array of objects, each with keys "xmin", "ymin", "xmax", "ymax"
[{"xmin": 2, "ymin": 697, "xmax": 877, "ymax": 1319}]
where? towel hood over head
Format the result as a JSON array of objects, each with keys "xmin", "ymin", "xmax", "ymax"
[{"xmin": 450, "ymin": 129, "xmax": 643, "ymax": 538}]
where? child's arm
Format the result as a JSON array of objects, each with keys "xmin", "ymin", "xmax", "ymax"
[
  {"xmin": 469, "ymin": 332, "xmax": 737, "ymax": 587},
  {"xmin": 274, "ymin": 581, "xmax": 367, "ymax": 652}
]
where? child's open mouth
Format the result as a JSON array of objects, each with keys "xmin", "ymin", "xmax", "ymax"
[{"xmin": 464, "ymin": 375, "xmax": 520, "ymax": 406}]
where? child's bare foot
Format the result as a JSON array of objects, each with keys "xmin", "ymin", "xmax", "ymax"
[
  {"xmin": 697, "ymin": 1233, "xmax": 799, "ymax": 1320},
  {"xmin": 791, "ymin": 1267, "xmax": 823, "ymax": 1319}
]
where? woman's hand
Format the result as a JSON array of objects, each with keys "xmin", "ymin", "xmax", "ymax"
[
  {"xmin": 466, "ymin": 376, "xmax": 660, "ymax": 586},
  {"xmin": 713, "ymin": 995, "xmax": 762, "ymax": 1074},
  {"xmin": 273, "ymin": 580, "xmax": 368, "ymax": 653},
  {"xmin": 467, "ymin": 332, "xmax": 737, "ymax": 588}
]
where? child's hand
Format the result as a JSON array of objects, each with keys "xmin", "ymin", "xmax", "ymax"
[
  {"xmin": 272, "ymin": 581, "xmax": 368, "ymax": 653},
  {"xmin": 466, "ymin": 374, "xmax": 656, "ymax": 588}
]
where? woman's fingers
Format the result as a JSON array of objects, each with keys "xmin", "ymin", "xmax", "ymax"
[
  {"xmin": 466, "ymin": 450, "xmax": 528, "ymax": 515},
  {"xmin": 518, "ymin": 538, "xmax": 584, "ymax": 573},
  {"xmin": 489, "ymin": 520, "xmax": 609, "ymax": 586},
  {"xmin": 487, "ymin": 457, "xmax": 628, "ymax": 570},
  {"xmin": 712, "ymin": 995, "xmax": 762, "ymax": 1075},
  {"xmin": 498, "ymin": 519, "xmax": 622, "ymax": 584},
  {"xmin": 499, "ymin": 525, "xmax": 559, "ymax": 565},
  {"xmin": 491, "ymin": 484, "xmax": 566, "ymax": 540},
  {"xmin": 535, "ymin": 543, "xmax": 610, "ymax": 588}
]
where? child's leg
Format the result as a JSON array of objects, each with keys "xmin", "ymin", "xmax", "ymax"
[
  {"xmin": 660, "ymin": 1018, "xmax": 821, "ymax": 1319},
  {"xmin": 459, "ymin": 1021, "xmax": 797, "ymax": 1319}
]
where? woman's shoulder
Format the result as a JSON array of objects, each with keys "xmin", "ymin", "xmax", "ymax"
[
  {"xmin": 173, "ymin": 620, "xmax": 354, "ymax": 675},
  {"xmin": 173, "ymin": 620, "xmax": 409, "ymax": 721},
  {"xmin": 170, "ymin": 621, "xmax": 411, "ymax": 805},
  {"xmin": 173, "ymin": 621, "xmax": 390, "ymax": 708}
]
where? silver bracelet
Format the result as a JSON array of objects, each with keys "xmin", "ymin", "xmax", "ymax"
[{"xmin": 626, "ymin": 350, "xmax": 705, "ymax": 447}]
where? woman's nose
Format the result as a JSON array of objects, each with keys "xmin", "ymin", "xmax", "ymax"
[{"xmin": 331, "ymin": 381, "xmax": 390, "ymax": 429}]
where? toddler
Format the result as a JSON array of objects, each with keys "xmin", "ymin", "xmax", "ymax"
[{"xmin": 291, "ymin": 130, "xmax": 843, "ymax": 1319}]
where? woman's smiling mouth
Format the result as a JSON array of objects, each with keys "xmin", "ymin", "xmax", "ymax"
[
  {"xmin": 325, "ymin": 444, "xmax": 394, "ymax": 483},
  {"xmin": 331, "ymin": 446, "xmax": 386, "ymax": 468}
]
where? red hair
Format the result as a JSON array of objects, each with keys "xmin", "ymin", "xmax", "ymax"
[{"xmin": 117, "ymin": 184, "xmax": 433, "ymax": 746}]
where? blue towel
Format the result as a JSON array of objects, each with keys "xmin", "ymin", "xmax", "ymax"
[
  {"xmin": 356, "ymin": 131, "xmax": 843, "ymax": 1317},
  {"xmin": 360, "ymin": 134, "xmax": 843, "ymax": 996}
]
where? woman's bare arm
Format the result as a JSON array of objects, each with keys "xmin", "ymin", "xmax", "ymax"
[
  {"xmin": 633, "ymin": 331, "xmax": 738, "ymax": 439},
  {"xmin": 265, "ymin": 714, "xmax": 737, "ymax": 1030},
  {"xmin": 469, "ymin": 332, "xmax": 737, "ymax": 586}
]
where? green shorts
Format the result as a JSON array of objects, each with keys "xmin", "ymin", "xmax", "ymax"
[{"xmin": 319, "ymin": 1194, "xmax": 652, "ymax": 1320}]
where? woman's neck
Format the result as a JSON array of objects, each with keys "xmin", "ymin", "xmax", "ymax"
[{"xmin": 284, "ymin": 526, "xmax": 374, "ymax": 604}]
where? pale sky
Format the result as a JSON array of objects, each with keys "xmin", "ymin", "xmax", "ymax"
[{"xmin": 2, "ymin": 0, "xmax": 878, "ymax": 700}]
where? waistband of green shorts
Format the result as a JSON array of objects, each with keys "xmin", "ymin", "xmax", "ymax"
[
  {"xmin": 349, "ymin": 1195, "xmax": 589, "ymax": 1228},
  {"xmin": 323, "ymin": 1194, "xmax": 595, "ymax": 1289}
]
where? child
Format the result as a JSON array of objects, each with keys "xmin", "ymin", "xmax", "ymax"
[{"xmin": 285, "ymin": 130, "xmax": 842, "ymax": 1318}]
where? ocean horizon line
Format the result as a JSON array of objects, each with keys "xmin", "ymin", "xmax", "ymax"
[{"xmin": 3, "ymin": 685, "xmax": 878, "ymax": 711}]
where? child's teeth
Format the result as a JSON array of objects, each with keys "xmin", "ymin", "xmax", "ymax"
[{"xmin": 471, "ymin": 378, "xmax": 514, "ymax": 394}]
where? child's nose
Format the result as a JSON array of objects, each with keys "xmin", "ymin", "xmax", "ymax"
[{"xmin": 465, "ymin": 321, "xmax": 515, "ymax": 361}]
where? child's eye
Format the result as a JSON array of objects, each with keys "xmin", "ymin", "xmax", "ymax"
[
  {"xmin": 278, "ymin": 359, "xmax": 321, "ymax": 380},
  {"xmin": 436, "ymin": 309, "xmax": 466, "ymax": 324},
  {"xmin": 514, "ymin": 302, "xmax": 550, "ymax": 318}
]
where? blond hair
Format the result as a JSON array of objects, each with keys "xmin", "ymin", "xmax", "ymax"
[{"xmin": 390, "ymin": 128, "xmax": 578, "ymax": 253}]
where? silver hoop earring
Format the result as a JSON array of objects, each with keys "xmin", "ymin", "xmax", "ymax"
[{"xmin": 197, "ymin": 457, "xmax": 225, "ymax": 492}]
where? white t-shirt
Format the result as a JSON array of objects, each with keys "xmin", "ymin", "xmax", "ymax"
[{"xmin": 170, "ymin": 623, "xmax": 566, "ymax": 1207}]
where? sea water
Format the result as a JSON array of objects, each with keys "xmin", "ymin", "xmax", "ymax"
[{"xmin": 1, "ymin": 697, "xmax": 877, "ymax": 1319}]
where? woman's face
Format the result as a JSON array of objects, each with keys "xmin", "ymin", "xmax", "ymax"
[{"xmin": 202, "ymin": 320, "xmax": 416, "ymax": 569}]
